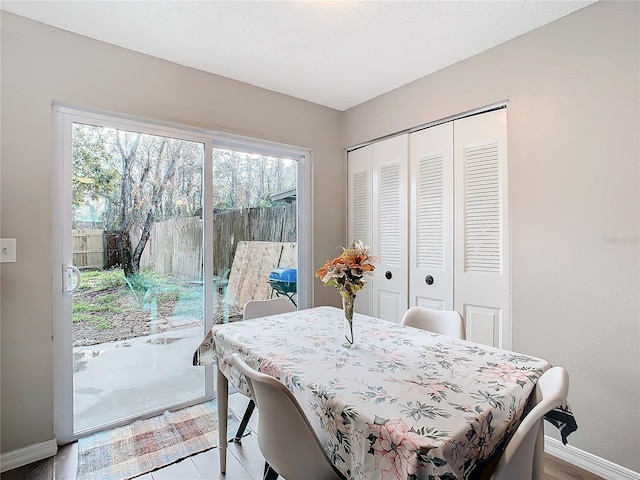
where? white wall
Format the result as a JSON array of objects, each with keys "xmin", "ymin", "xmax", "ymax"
[
  {"xmin": 343, "ymin": 1, "xmax": 639, "ymax": 473},
  {"xmin": 0, "ymin": 12, "xmax": 343, "ymax": 454}
]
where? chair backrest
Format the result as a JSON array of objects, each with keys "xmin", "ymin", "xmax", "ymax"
[
  {"xmin": 229, "ymin": 354, "xmax": 345, "ymax": 480},
  {"xmin": 491, "ymin": 366, "xmax": 570, "ymax": 480},
  {"xmin": 243, "ymin": 297, "xmax": 295, "ymax": 321},
  {"xmin": 400, "ymin": 306, "xmax": 466, "ymax": 340}
]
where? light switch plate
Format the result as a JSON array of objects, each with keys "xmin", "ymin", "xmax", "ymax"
[{"xmin": 1, "ymin": 238, "xmax": 16, "ymax": 263}]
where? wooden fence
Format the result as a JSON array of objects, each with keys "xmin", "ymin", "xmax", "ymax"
[
  {"xmin": 212, "ymin": 203, "xmax": 296, "ymax": 278},
  {"xmin": 78, "ymin": 204, "xmax": 296, "ymax": 277},
  {"xmin": 130, "ymin": 203, "xmax": 296, "ymax": 280},
  {"xmin": 134, "ymin": 216, "xmax": 204, "ymax": 281},
  {"xmin": 72, "ymin": 229, "xmax": 104, "ymax": 269}
]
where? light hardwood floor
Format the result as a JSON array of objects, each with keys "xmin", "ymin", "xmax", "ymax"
[{"xmin": 1, "ymin": 394, "xmax": 603, "ymax": 480}]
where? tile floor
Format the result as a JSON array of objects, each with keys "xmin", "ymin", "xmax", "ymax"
[{"xmin": 2, "ymin": 393, "xmax": 604, "ymax": 480}]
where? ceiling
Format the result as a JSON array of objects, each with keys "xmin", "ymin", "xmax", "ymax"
[{"xmin": 1, "ymin": 0, "xmax": 596, "ymax": 111}]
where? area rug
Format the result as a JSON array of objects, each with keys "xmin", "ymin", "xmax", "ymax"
[{"xmin": 76, "ymin": 400, "xmax": 239, "ymax": 480}]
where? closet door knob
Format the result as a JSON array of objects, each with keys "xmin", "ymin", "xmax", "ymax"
[
  {"xmin": 425, "ymin": 275, "xmax": 434, "ymax": 285},
  {"xmin": 385, "ymin": 271, "xmax": 392, "ymax": 280}
]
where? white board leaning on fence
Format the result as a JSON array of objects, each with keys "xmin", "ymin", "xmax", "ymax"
[{"xmin": 224, "ymin": 241, "xmax": 297, "ymax": 310}]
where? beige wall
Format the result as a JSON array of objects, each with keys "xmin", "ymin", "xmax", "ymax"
[
  {"xmin": 2, "ymin": 1, "xmax": 639, "ymax": 473},
  {"xmin": 0, "ymin": 12, "xmax": 343, "ymax": 453},
  {"xmin": 343, "ymin": 1, "xmax": 639, "ymax": 472}
]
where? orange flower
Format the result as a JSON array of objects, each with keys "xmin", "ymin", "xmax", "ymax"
[{"xmin": 315, "ymin": 240, "xmax": 377, "ymax": 293}]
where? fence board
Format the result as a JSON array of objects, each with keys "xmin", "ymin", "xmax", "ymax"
[
  {"xmin": 133, "ymin": 217, "xmax": 203, "ymax": 281},
  {"xmin": 224, "ymin": 241, "xmax": 298, "ymax": 310},
  {"xmin": 72, "ymin": 229, "xmax": 104, "ymax": 269},
  {"xmin": 104, "ymin": 231, "xmax": 121, "ymax": 268},
  {"xmin": 224, "ymin": 241, "xmax": 282, "ymax": 307},
  {"xmin": 278, "ymin": 243, "xmax": 297, "ymax": 268}
]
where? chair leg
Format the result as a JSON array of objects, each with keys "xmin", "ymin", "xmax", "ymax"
[
  {"xmin": 263, "ymin": 462, "xmax": 279, "ymax": 480},
  {"xmin": 232, "ymin": 399, "xmax": 256, "ymax": 442}
]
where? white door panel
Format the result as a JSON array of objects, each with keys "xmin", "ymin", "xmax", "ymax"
[
  {"xmin": 409, "ymin": 123, "xmax": 454, "ymax": 311},
  {"xmin": 415, "ymin": 296, "xmax": 446, "ymax": 311},
  {"xmin": 347, "ymin": 145, "xmax": 373, "ymax": 316},
  {"xmin": 377, "ymin": 290, "xmax": 402, "ymax": 323},
  {"xmin": 372, "ymin": 135, "xmax": 408, "ymax": 323},
  {"xmin": 454, "ymin": 109, "xmax": 510, "ymax": 348},
  {"xmin": 463, "ymin": 303, "xmax": 504, "ymax": 347}
]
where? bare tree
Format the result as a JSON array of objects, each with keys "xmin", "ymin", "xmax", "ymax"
[
  {"xmin": 116, "ymin": 131, "xmax": 141, "ymax": 277},
  {"xmin": 115, "ymin": 132, "xmax": 182, "ymax": 277},
  {"xmin": 212, "ymin": 150, "xmax": 297, "ymax": 209},
  {"xmin": 131, "ymin": 141, "xmax": 181, "ymax": 274}
]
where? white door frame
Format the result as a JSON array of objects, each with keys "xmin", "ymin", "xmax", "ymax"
[
  {"xmin": 209, "ymin": 132, "xmax": 313, "ymax": 310},
  {"xmin": 53, "ymin": 104, "xmax": 313, "ymax": 443}
]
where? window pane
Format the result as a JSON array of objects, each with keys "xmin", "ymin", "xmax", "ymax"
[{"xmin": 212, "ymin": 148, "xmax": 298, "ymax": 322}]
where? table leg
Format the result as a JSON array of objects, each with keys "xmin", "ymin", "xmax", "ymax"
[{"xmin": 217, "ymin": 366, "xmax": 228, "ymax": 474}]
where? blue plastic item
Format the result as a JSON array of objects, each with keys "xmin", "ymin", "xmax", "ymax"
[{"xmin": 269, "ymin": 268, "xmax": 297, "ymax": 283}]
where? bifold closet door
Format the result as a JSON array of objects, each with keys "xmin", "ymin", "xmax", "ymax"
[
  {"xmin": 372, "ymin": 135, "xmax": 408, "ymax": 323},
  {"xmin": 347, "ymin": 144, "xmax": 373, "ymax": 316},
  {"xmin": 454, "ymin": 108, "xmax": 510, "ymax": 349},
  {"xmin": 409, "ymin": 122, "xmax": 454, "ymax": 310}
]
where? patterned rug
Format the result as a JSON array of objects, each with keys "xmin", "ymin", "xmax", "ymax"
[{"xmin": 76, "ymin": 400, "xmax": 238, "ymax": 480}]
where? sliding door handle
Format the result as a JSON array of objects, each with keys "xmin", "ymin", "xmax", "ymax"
[{"xmin": 63, "ymin": 265, "xmax": 82, "ymax": 293}]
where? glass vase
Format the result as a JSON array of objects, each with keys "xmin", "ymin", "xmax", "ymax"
[{"xmin": 341, "ymin": 291, "xmax": 356, "ymax": 347}]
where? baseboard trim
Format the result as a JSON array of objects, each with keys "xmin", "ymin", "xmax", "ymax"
[
  {"xmin": 0, "ymin": 438, "xmax": 58, "ymax": 473},
  {"xmin": 545, "ymin": 436, "xmax": 639, "ymax": 480}
]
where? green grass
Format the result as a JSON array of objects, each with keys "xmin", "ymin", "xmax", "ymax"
[
  {"xmin": 74, "ymin": 268, "xmax": 202, "ymax": 328},
  {"xmin": 170, "ymin": 286, "xmax": 203, "ymax": 318},
  {"xmin": 88, "ymin": 316, "xmax": 114, "ymax": 330},
  {"xmin": 156, "ymin": 290, "xmax": 180, "ymax": 303},
  {"xmin": 79, "ymin": 269, "xmax": 126, "ymax": 291},
  {"xmin": 72, "ymin": 305, "xmax": 115, "ymax": 330},
  {"xmin": 79, "ymin": 268, "xmax": 188, "ymax": 295},
  {"xmin": 127, "ymin": 269, "xmax": 177, "ymax": 293},
  {"xmin": 73, "ymin": 299, "xmax": 106, "ymax": 314},
  {"xmin": 73, "ymin": 282, "xmax": 137, "ymax": 330},
  {"xmin": 99, "ymin": 293, "xmax": 117, "ymax": 303},
  {"xmin": 73, "ymin": 299, "xmax": 111, "ymax": 324}
]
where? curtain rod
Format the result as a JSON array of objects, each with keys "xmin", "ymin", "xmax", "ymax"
[{"xmin": 346, "ymin": 101, "xmax": 507, "ymax": 153}]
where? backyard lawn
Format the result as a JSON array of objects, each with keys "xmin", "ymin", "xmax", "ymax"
[{"xmin": 72, "ymin": 269, "xmax": 238, "ymax": 347}]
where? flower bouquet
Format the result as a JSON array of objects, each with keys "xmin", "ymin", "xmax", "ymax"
[{"xmin": 315, "ymin": 240, "xmax": 377, "ymax": 346}]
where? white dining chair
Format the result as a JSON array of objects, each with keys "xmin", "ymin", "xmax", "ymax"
[
  {"xmin": 490, "ymin": 366, "xmax": 570, "ymax": 480},
  {"xmin": 400, "ymin": 306, "xmax": 466, "ymax": 340},
  {"xmin": 232, "ymin": 297, "xmax": 296, "ymax": 443},
  {"xmin": 243, "ymin": 297, "xmax": 295, "ymax": 320},
  {"xmin": 230, "ymin": 353, "xmax": 346, "ymax": 480}
]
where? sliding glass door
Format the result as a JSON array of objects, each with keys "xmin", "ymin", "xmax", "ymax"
[
  {"xmin": 210, "ymin": 145, "xmax": 300, "ymax": 321},
  {"xmin": 55, "ymin": 108, "xmax": 215, "ymax": 442},
  {"xmin": 54, "ymin": 107, "xmax": 313, "ymax": 443}
]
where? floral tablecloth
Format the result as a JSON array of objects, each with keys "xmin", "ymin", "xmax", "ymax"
[{"xmin": 194, "ymin": 306, "xmax": 551, "ymax": 480}]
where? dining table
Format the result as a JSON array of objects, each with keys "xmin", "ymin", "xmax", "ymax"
[{"xmin": 193, "ymin": 306, "xmax": 554, "ymax": 480}]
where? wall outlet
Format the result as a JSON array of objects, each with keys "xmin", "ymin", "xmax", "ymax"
[{"xmin": 1, "ymin": 238, "xmax": 16, "ymax": 263}]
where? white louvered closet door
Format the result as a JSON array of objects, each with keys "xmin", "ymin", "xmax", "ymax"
[
  {"xmin": 347, "ymin": 144, "xmax": 373, "ymax": 316},
  {"xmin": 409, "ymin": 122, "xmax": 454, "ymax": 310},
  {"xmin": 454, "ymin": 109, "xmax": 510, "ymax": 348},
  {"xmin": 372, "ymin": 135, "xmax": 408, "ymax": 323}
]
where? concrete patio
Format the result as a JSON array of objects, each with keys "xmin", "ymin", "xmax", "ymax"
[{"xmin": 73, "ymin": 318, "xmax": 211, "ymax": 433}]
